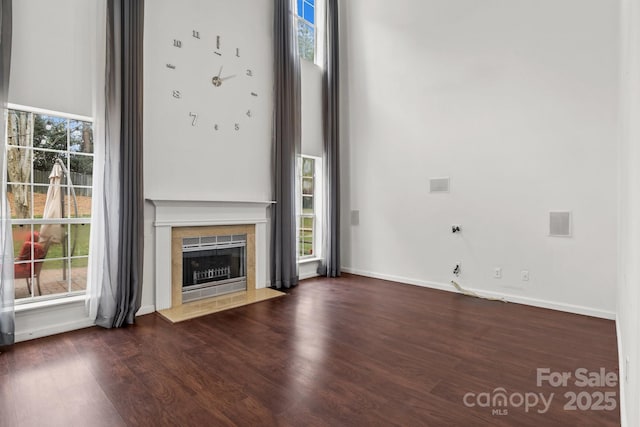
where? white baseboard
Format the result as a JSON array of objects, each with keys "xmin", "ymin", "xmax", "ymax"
[
  {"xmin": 300, "ymin": 271, "xmax": 320, "ymax": 280},
  {"xmin": 616, "ymin": 315, "xmax": 627, "ymax": 427},
  {"xmin": 16, "ymin": 302, "xmax": 156, "ymax": 343},
  {"xmin": 15, "ymin": 298, "xmax": 95, "ymax": 342},
  {"xmin": 16, "ymin": 317, "xmax": 95, "ymax": 343},
  {"xmin": 299, "ymin": 259, "xmax": 321, "ymax": 281},
  {"xmin": 341, "ymin": 267, "xmax": 616, "ymax": 320},
  {"xmin": 136, "ymin": 304, "xmax": 156, "ymax": 316}
]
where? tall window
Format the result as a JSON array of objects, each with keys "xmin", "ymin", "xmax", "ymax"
[
  {"xmin": 6, "ymin": 106, "xmax": 94, "ymax": 302},
  {"xmin": 298, "ymin": 155, "xmax": 322, "ymax": 258},
  {"xmin": 296, "ymin": 0, "xmax": 316, "ymax": 62}
]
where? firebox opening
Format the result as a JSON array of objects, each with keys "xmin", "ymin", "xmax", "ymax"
[{"xmin": 181, "ymin": 234, "xmax": 247, "ymax": 303}]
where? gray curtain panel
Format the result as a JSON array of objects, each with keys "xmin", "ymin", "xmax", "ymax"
[
  {"xmin": 318, "ymin": 0, "xmax": 340, "ymax": 278},
  {"xmin": 271, "ymin": 0, "xmax": 301, "ymax": 289},
  {"xmin": 0, "ymin": 0, "xmax": 14, "ymax": 346},
  {"xmin": 97, "ymin": 0, "xmax": 143, "ymax": 328}
]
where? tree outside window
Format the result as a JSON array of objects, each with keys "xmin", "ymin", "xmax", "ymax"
[{"xmin": 296, "ymin": 0, "xmax": 316, "ymax": 62}]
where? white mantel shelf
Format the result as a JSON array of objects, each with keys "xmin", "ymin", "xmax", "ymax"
[
  {"xmin": 148, "ymin": 198, "xmax": 274, "ymax": 310},
  {"xmin": 147, "ymin": 199, "xmax": 276, "ymax": 206},
  {"xmin": 146, "ymin": 199, "xmax": 276, "ymax": 227}
]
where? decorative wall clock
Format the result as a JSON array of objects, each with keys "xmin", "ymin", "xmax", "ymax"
[{"xmin": 165, "ymin": 30, "xmax": 259, "ymax": 132}]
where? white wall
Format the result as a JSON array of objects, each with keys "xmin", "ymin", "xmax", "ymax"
[
  {"xmin": 340, "ymin": 0, "xmax": 619, "ymax": 317},
  {"xmin": 144, "ymin": 0, "xmax": 273, "ymax": 201},
  {"xmin": 142, "ymin": 0, "xmax": 274, "ymax": 308},
  {"xmin": 9, "ymin": 0, "xmax": 95, "ymax": 116},
  {"xmin": 618, "ymin": 0, "xmax": 640, "ymax": 424}
]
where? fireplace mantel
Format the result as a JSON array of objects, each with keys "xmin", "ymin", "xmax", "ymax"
[
  {"xmin": 147, "ymin": 199, "xmax": 275, "ymax": 310},
  {"xmin": 148, "ymin": 199, "xmax": 275, "ymax": 227}
]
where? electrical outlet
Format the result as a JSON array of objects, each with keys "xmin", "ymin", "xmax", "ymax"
[
  {"xmin": 494, "ymin": 267, "xmax": 502, "ymax": 279},
  {"xmin": 521, "ymin": 270, "xmax": 530, "ymax": 281}
]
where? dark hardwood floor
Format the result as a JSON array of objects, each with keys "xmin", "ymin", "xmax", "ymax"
[{"xmin": 0, "ymin": 274, "xmax": 620, "ymax": 426}]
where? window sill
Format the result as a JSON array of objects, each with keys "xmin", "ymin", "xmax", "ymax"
[
  {"xmin": 15, "ymin": 294, "xmax": 87, "ymax": 313},
  {"xmin": 299, "ymin": 257, "xmax": 322, "ymax": 265}
]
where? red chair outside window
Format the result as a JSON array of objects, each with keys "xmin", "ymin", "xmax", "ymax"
[{"xmin": 14, "ymin": 231, "xmax": 49, "ymax": 296}]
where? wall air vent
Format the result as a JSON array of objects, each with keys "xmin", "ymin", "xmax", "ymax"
[
  {"xmin": 549, "ymin": 211, "xmax": 572, "ymax": 237},
  {"xmin": 429, "ymin": 177, "xmax": 450, "ymax": 193}
]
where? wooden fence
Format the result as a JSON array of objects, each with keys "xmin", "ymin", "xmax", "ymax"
[{"xmin": 32, "ymin": 170, "xmax": 92, "ymax": 196}]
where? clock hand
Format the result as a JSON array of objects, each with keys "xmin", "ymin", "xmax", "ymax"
[
  {"xmin": 212, "ymin": 67, "xmax": 224, "ymax": 87},
  {"xmin": 211, "ymin": 70, "xmax": 234, "ymax": 87}
]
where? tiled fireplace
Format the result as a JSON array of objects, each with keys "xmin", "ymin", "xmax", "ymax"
[{"xmin": 148, "ymin": 199, "xmax": 273, "ymax": 311}]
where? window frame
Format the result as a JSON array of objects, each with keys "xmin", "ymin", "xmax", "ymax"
[
  {"xmin": 295, "ymin": 0, "xmax": 321, "ymax": 64},
  {"xmin": 298, "ymin": 154, "xmax": 322, "ymax": 261},
  {"xmin": 6, "ymin": 103, "xmax": 94, "ymax": 304}
]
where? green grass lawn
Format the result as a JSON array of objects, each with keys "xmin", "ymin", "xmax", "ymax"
[
  {"xmin": 299, "ymin": 229, "xmax": 313, "ymax": 256},
  {"xmin": 13, "ymin": 223, "xmax": 90, "ymax": 270}
]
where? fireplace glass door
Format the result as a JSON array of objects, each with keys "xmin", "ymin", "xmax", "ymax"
[{"xmin": 181, "ymin": 234, "xmax": 247, "ymax": 302}]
